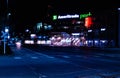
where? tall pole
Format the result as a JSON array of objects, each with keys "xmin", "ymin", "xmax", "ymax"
[
  {"xmin": 4, "ymin": 34, "xmax": 6, "ymax": 54},
  {"xmin": 118, "ymin": 8, "xmax": 120, "ymax": 47},
  {"xmin": 6, "ymin": 0, "xmax": 9, "ymax": 25},
  {"xmin": 3, "ymin": 0, "xmax": 8, "ymax": 54},
  {"xmin": 7, "ymin": 0, "xmax": 8, "ymax": 8}
]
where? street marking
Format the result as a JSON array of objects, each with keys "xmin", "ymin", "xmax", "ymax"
[
  {"xmin": 14, "ymin": 56, "xmax": 22, "ymax": 59},
  {"xmin": 31, "ymin": 56, "xmax": 39, "ymax": 59},
  {"xmin": 63, "ymin": 55, "xmax": 70, "ymax": 58},
  {"xmin": 39, "ymin": 74, "xmax": 47, "ymax": 78}
]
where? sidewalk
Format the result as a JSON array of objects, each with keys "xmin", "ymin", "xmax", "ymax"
[
  {"xmin": 92, "ymin": 47, "xmax": 120, "ymax": 53},
  {"xmin": 0, "ymin": 45, "xmax": 13, "ymax": 55},
  {"xmin": 78, "ymin": 46, "xmax": 120, "ymax": 51},
  {"xmin": 100, "ymin": 47, "xmax": 120, "ymax": 51}
]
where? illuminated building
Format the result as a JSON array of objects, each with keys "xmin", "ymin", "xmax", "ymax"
[
  {"xmin": 42, "ymin": 8, "xmax": 118, "ymax": 47},
  {"xmin": 32, "ymin": 7, "xmax": 118, "ymax": 47}
]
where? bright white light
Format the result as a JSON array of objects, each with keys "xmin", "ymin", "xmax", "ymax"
[
  {"xmin": 44, "ymin": 26, "xmax": 47, "ymax": 29},
  {"xmin": 8, "ymin": 13, "xmax": 11, "ymax": 16},
  {"xmin": 51, "ymin": 37, "xmax": 55, "ymax": 40},
  {"xmin": 25, "ymin": 29, "xmax": 29, "ymax": 32},
  {"xmin": 30, "ymin": 34, "xmax": 36, "ymax": 38},
  {"xmin": 72, "ymin": 33, "xmax": 80, "ymax": 35},
  {"xmin": 76, "ymin": 21, "xmax": 81, "ymax": 24},
  {"xmin": 58, "ymin": 14, "xmax": 79, "ymax": 19},
  {"xmin": 31, "ymin": 34, "xmax": 36, "ymax": 37},
  {"xmin": 88, "ymin": 40, "xmax": 93, "ymax": 43},
  {"xmin": 102, "ymin": 40, "xmax": 105, "ymax": 43},
  {"xmin": 46, "ymin": 40, "xmax": 51, "ymax": 44},
  {"xmin": 37, "ymin": 40, "xmax": 51, "ymax": 45},
  {"xmin": 24, "ymin": 40, "xmax": 34, "ymax": 44},
  {"xmin": 95, "ymin": 40, "xmax": 98, "ymax": 43},
  {"xmin": 37, "ymin": 40, "xmax": 46, "ymax": 44},
  {"xmin": 5, "ymin": 28, "xmax": 9, "ymax": 33},
  {"xmin": 88, "ymin": 29, "xmax": 92, "ymax": 32},
  {"xmin": 48, "ymin": 25, "xmax": 52, "ymax": 28},
  {"xmin": 16, "ymin": 42, "xmax": 21, "ymax": 49},
  {"xmin": 101, "ymin": 40, "xmax": 106, "ymax": 43},
  {"xmin": 41, "ymin": 41, "xmax": 46, "ymax": 44},
  {"xmin": 118, "ymin": 8, "xmax": 120, "ymax": 10},
  {"xmin": 101, "ymin": 28, "xmax": 106, "ymax": 31},
  {"xmin": 37, "ymin": 41, "xmax": 41, "ymax": 44},
  {"xmin": 8, "ymin": 35, "xmax": 10, "ymax": 39},
  {"xmin": 37, "ymin": 40, "xmax": 41, "ymax": 44}
]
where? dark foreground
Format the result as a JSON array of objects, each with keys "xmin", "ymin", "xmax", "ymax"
[{"xmin": 0, "ymin": 45, "xmax": 120, "ymax": 78}]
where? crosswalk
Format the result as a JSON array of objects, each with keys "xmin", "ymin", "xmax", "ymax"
[
  {"xmin": 14, "ymin": 56, "xmax": 22, "ymax": 59},
  {"xmin": 13, "ymin": 56, "xmax": 39, "ymax": 60},
  {"xmin": 13, "ymin": 54, "xmax": 89, "ymax": 60}
]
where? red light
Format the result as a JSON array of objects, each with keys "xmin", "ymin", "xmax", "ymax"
[{"xmin": 85, "ymin": 17, "xmax": 93, "ymax": 28}]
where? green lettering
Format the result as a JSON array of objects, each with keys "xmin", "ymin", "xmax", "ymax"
[{"xmin": 80, "ymin": 12, "xmax": 92, "ymax": 19}]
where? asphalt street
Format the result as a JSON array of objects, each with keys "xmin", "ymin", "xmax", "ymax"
[{"xmin": 0, "ymin": 45, "xmax": 120, "ymax": 78}]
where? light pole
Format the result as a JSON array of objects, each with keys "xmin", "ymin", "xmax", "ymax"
[
  {"xmin": 3, "ymin": 0, "xmax": 10, "ymax": 54},
  {"xmin": 6, "ymin": 0, "xmax": 11, "ymax": 26},
  {"xmin": 6, "ymin": 0, "xmax": 11, "ymax": 38},
  {"xmin": 4, "ymin": 27, "xmax": 9, "ymax": 54},
  {"xmin": 6, "ymin": 12, "xmax": 11, "ymax": 25},
  {"xmin": 6, "ymin": 0, "xmax": 9, "ymax": 10}
]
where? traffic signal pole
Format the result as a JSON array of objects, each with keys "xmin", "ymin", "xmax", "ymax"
[
  {"xmin": 3, "ymin": 35, "xmax": 6, "ymax": 54},
  {"xmin": 1, "ymin": 28, "xmax": 9, "ymax": 54}
]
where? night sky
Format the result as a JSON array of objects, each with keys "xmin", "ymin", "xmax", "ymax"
[{"xmin": 2, "ymin": 0, "xmax": 120, "ymax": 33}]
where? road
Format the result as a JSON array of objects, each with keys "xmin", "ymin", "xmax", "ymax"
[{"xmin": 0, "ymin": 45, "xmax": 120, "ymax": 78}]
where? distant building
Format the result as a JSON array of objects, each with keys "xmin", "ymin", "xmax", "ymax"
[{"xmin": 43, "ymin": 8, "xmax": 118, "ymax": 47}]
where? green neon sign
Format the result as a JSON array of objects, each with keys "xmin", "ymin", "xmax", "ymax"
[
  {"xmin": 80, "ymin": 12, "xmax": 92, "ymax": 19},
  {"xmin": 53, "ymin": 15, "xmax": 57, "ymax": 20},
  {"xmin": 53, "ymin": 12, "xmax": 92, "ymax": 20}
]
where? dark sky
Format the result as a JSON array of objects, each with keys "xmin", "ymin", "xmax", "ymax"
[
  {"xmin": 5, "ymin": 0, "xmax": 120, "ymax": 33},
  {"xmin": 15, "ymin": 1, "xmax": 48, "ymax": 29},
  {"xmin": 6, "ymin": 0, "xmax": 49, "ymax": 32}
]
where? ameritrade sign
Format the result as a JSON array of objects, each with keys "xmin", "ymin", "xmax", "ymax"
[
  {"xmin": 53, "ymin": 12, "xmax": 92, "ymax": 20},
  {"xmin": 58, "ymin": 14, "xmax": 79, "ymax": 19}
]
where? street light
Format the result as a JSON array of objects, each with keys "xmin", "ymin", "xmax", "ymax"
[
  {"xmin": 6, "ymin": 0, "xmax": 11, "ymax": 27},
  {"xmin": 5, "ymin": 27, "xmax": 9, "ymax": 33},
  {"xmin": 6, "ymin": 12, "xmax": 11, "ymax": 25},
  {"xmin": 7, "ymin": 12, "xmax": 11, "ymax": 18}
]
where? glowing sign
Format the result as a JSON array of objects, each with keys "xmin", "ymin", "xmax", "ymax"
[
  {"xmin": 85, "ymin": 17, "xmax": 93, "ymax": 28},
  {"xmin": 53, "ymin": 12, "xmax": 92, "ymax": 20},
  {"xmin": 53, "ymin": 15, "xmax": 57, "ymax": 20},
  {"xmin": 58, "ymin": 14, "xmax": 79, "ymax": 19},
  {"xmin": 80, "ymin": 12, "xmax": 92, "ymax": 19}
]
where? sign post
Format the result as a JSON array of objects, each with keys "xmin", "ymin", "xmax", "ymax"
[
  {"xmin": 1, "ymin": 31, "xmax": 7, "ymax": 54},
  {"xmin": 1, "ymin": 28, "xmax": 9, "ymax": 54}
]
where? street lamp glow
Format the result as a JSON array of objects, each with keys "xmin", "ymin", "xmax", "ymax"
[
  {"xmin": 5, "ymin": 28, "xmax": 9, "ymax": 33},
  {"xmin": 101, "ymin": 28, "xmax": 106, "ymax": 31},
  {"xmin": 88, "ymin": 29, "xmax": 92, "ymax": 32},
  {"xmin": 8, "ymin": 13, "xmax": 11, "ymax": 16},
  {"xmin": 118, "ymin": 8, "xmax": 120, "ymax": 10},
  {"xmin": 25, "ymin": 29, "xmax": 29, "ymax": 32}
]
